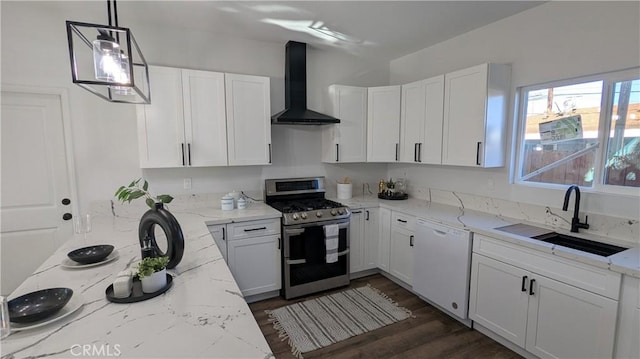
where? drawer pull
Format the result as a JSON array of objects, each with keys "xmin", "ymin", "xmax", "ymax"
[
  {"xmin": 244, "ymin": 227, "xmax": 267, "ymax": 232},
  {"xmin": 397, "ymin": 219, "xmax": 407, "ymax": 223}
]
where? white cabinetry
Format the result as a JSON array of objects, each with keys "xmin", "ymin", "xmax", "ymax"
[
  {"xmin": 323, "ymin": 85, "xmax": 367, "ymax": 163},
  {"xmin": 225, "ymin": 73, "xmax": 272, "ymax": 165},
  {"xmin": 349, "ymin": 207, "xmax": 380, "ymax": 274},
  {"xmin": 207, "ymin": 218, "xmax": 281, "ymax": 298},
  {"xmin": 615, "ymin": 276, "xmax": 640, "ymax": 359},
  {"xmin": 377, "ymin": 207, "xmax": 392, "ymax": 272},
  {"xmin": 470, "ymin": 235, "xmax": 620, "ymax": 359},
  {"xmin": 389, "ymin": 212, "xmax": 415, "ymax": 285},
  {"xmin": 367, "ymin": 86, "xmax": 401, "ymax": 162},
  {"xmin": 137, "ymin": 66, "xmax": 227, "ymax": 168},
  {"xmin": 442, "ymin": 63, "xmax": 510, "ymax": 167},
  {"xmin": 400, "ymin": 75, "xmax": 444, "ymax": 164}
]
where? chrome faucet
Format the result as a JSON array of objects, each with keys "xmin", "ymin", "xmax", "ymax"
[{"xmin": 562, "ymin": 185, "xmax": 589, "ymax": 233}]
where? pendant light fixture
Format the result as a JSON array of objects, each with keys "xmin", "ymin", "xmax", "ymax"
[{"xmin": 66, "ymin": 0, "xmax": 150, "ymax": 104}]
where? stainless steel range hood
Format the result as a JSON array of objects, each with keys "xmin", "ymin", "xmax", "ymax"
[{"xmin": 271, "ymin": 41, "xmax": 340, "ymax": 125}]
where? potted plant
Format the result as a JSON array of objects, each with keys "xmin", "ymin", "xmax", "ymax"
[
  {"xmin": 115, "ymin": 178, "xmax": 174, "ymax": 209},
  {"xmin": 137, "ymin": 256, "xmax": 170, "ymax": 293}
]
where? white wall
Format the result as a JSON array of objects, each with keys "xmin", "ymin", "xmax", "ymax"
[
  {"xmin": 1, "ymin": 1, "xmax": 389, "ymax": 212},
  {"xmin": 389, "ymin": 1, "xmax": 640, "ymax": 219}
]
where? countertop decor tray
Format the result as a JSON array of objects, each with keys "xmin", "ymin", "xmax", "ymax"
[
  {"xmin": 378, "ymin": 193, "xmax": 408, "ymax": 200},
  {"xmin": 106, "ymin": 274, "xmax": 173, "ymax": 303}
]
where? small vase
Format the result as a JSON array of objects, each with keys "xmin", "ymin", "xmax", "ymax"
[{"xmin": 141, "ymin": 268, "xmax": 167, "ymax": 293}]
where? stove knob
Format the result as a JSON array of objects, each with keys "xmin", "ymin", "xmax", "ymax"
[
  {"xmin": 330, "ymin": 209, "xmax": 337, "ymax": 216},
  {"xmin": 316, "ymin": 211, "xmax": 323, "ymax": 218},
  {"xmin": 337, "ymin": 208, "xmax": 344, "ymax": 215},
  {"xmin": 292, "ymin": 213, "xmax": 299, "ymax": 220},
  {"xmin": 300, "ymin": 212, "xmax": 308, "ymax": 220}
]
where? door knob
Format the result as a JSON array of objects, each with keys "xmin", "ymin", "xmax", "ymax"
[
  {"xmin": 62, "ymin": 213, "xmax": 72, "ymax": 221},
  {"xmin": 61, "ymin": 198, "xmax": 71, "ymax": 205}
]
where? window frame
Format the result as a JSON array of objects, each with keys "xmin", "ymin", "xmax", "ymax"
[{"xmin": 514, "ymin": 67, "xmax": 640, "ymax": 197}]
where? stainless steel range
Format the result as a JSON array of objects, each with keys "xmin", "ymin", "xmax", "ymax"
[{"xmin": 265, "ymin": 177, "xmax": 351, "ymax": 299}]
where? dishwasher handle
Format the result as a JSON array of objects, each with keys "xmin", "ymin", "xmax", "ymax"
[{"xmin": 432, "ymin": 229, "xmax": 447, "ymax": 237}]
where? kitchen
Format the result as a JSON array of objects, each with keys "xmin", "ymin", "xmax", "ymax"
[{"xmin": 1, "ymin": 1, "xmax": 639, "ymax": 358}]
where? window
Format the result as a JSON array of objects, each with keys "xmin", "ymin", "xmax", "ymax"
[{"xmin": 516, "ymin": 68, "xmax": 640, "ymax": 193}]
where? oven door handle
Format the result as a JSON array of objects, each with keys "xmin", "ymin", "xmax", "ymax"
[
  {"xmin": 337, "ymin": 248, "xmax": 350, "ymax": 256},
  {"xmin": 286, "ymin": 259, "xmax": 307, "ymax": 265},
  {"xmin": 284, "ymin": 228, "xmax": 305, "ymax": 236}
]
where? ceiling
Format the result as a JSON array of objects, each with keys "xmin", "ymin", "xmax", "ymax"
[{"xmin": 50, "ymin": 1, "xmax": 545, "ymax": 62}]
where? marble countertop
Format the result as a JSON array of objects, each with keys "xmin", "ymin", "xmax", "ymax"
[
  {"xmin": 334, "ymin": 195, "xmax": 640, "ymax": 278},
  {"xmin": 1, "ymin": 200, "xmax": 281, "ymax": 359}
]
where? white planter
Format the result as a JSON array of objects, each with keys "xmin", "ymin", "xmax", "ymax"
[{"xmin": 141, "ymin": 268, "xmax": 167, "ymax": 293}]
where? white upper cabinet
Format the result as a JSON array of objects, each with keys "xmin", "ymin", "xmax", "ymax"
[
  {"xmin": 442, "ymin": 63, "xmax": 510, "ymax": 167},
  {"xmin": 225, "ymin": 73, "xmax": 271, "ymax": 166},
  {"xmin": 137, "ymin": 66, "xmax": 186, "ymax": 168},
  {"xmin": 322, "ymin": 85, "xmax": 367, "ymax": 163},
  {"xmin": 367, "ymin": 85, "xmax": 401, "ymax": 162},
  {"xmin": 400, "ymin": 75, "xmax": 444, "ymax": 164},
  {"xmin": 182, "ymin": 69, "xmax": 228, "ymax": 167}
]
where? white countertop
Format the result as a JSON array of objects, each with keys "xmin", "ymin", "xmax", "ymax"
[
  {"xmin": 336, "ymin": 195, "xmax": 640, "ymax": 278},
  {"xmin": 1, "ymin": 200, "xmax": 281, "ymax": 359}
]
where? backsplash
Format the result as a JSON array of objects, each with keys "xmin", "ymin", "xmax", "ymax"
[{"xmin": 410, "ymin": 186, "xmax": 639, "ymax": 246}]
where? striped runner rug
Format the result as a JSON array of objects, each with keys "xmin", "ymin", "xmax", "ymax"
[{"xmin": 266, "ymin": 285, "xmax": 413, "ymax": 358}]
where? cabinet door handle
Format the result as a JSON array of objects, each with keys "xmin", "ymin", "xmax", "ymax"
[
  {"xmin": 410, "ymin": 235, "xmax": 414, "ymax": 247},
  {"xmin": 352, "ymin": 210, "xmax": 362, "ymax": 214},
  {"xmin": 397, "ymin": 219, "xmax": 407, "ymax": 223},
  {"xmin": 395, "ymin": 143, "xmax": 399, "ymax": 161},
  {"xmin": 414, "ymin": 143, "xmax": 418, "ymax": 162},
  {"xmin": 268, "ymin": 144, "xmax": 272, "ymax": 163},
  {"xmin": 529, "ymin": 278, "xmax": 536, "ymax": 296},
  {"xmin": 476, "ymin": 142, "xmax": 482, "ymax": 166},
  {"xmin": 244, "ymin": 227, "xmax": 267, "ymax": 232},
  {"xmin": 181, "ymin": 143, "xmax": 186, "ymax": 166},
  {"xmin": 418, "ymin": 143, "xmax": 422, "ymax": 162},
  {"xmin": 365, "ymin": 210, "xmax": 370, "ymax": 221},
  {"xmin": 61, "ymin": 198, "xmax": 71, "ymax": 205},
  {"xmin": 222, "ymin": 227, "xmax": 225, "ymax": 241},
  {"xmin": 62, "ymin": 213, "xmax": 72, "ymax": 221},
  {"xmin": 336, "ymin": 144, "xmax": 339, "ymax": 162},
  {"xmin": 187, "ymin": 143, "xmax": 192, "ymax": 166},
  {"xmin": 521, "ymin": 276, "xmax": 528, "ymax": 292},
  {"xmin": 277, "ymin": 237, "xmax": 281, "ymax": 250}
]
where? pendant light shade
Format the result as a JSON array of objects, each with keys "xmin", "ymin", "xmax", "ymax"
[{"xmin": 66, "ymin": 0, "xmax": 150, "ymax": 104}]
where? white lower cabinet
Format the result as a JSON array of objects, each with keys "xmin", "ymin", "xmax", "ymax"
[
  {"xmin": 377, "ymin": 207, "xmax": 391, "ymax": 272},
  {"xmin": 208, "ymin": 218, "xmax": 281, "ymax": 298},
  {"xmin": 389, "ymin": 212, "xmax": 415, "ymax": 285},
  {"xmin": 349, "ymin": 207, "xmax": 379, "ymax": 273},
  {"xmin": 470, "ymin": 252, "xmax": 619, "ymax": 359}
]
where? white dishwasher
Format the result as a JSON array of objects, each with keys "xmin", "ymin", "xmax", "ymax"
[{"xmin": 413, "ymin": 218, "xmax": 472, "ymax": 321}]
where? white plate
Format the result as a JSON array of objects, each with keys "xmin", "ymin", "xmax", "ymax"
[
  {"xmin": 61, "ymin": 250, "xmax": 119, "ymax": 269},
  {"xmin": 11, "ymin": 292, "xmax": 85, "ymax": 332}
]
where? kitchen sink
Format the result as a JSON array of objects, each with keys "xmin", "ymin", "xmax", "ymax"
[{"xmin": 532, "ymin": 232, "xmax": 628, "ymax": 257}]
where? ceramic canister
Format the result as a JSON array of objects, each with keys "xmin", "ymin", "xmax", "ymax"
[{"xmin": 221, "ymin": 195, "xmax": 234, "ymax": 211}]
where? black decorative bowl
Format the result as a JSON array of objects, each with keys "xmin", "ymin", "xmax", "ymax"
[
  {"xmin": 8, "ymin": 288, "xmax": 73, "ymax": 323},
  {"xmin": 67, "ymin": 245, "xmax": 114, "ymax": 264}
]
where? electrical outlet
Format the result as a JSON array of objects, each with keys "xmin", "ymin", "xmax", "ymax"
[{"xmin": 184, "ymin": 178, "xmax": 192, "ymax": 190}]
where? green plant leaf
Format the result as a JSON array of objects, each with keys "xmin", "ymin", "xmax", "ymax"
[
  {"xmin": 136, "ymin": 256, "xmax": 169, "ymax": 279},
  {"xmin": 156, "ymin": 194, "xmax": 174, "ymax": 203},
  {"xmin": 142, "ymin": 180, "xmax": 149, "ymax": 191},
  {"xmin": 145, "ymin": 198, "xmax": 155, "ymax": 208},
  {"xmin": 129, "ymin": 180, "xmax": 136, "ymax": 187},
  {"xmin": 128, "ymin": 190, "xmax": 145, "ymax": 200},
  {"xmin": 114, "ymin": 186, "xmax": 125, "ymax": 196}
]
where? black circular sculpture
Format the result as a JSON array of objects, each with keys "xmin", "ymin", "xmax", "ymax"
[{"xmin": 138, "ymin": 202, "xmax": 184, "ymax": 269}]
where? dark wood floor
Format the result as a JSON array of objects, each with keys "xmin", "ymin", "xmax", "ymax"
[{"xmin": 249, "ymin": 274, "xmax": 522, "ymax": 359}]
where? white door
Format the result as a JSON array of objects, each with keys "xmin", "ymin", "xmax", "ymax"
[
  {"xmin": 421, "ymin": 75, "xmax": 445, "ymax": 164},
  {"xmin": 377, "ymin": 207, "xmax": 391, "ymax": 271},
  {"xmin": 367, "ymin": 86, "xmax": 401, "ymax": 162},
  {"xmin": 349, "ymin": 210, "xmax": 364, "ymax": 273},
  {"xmin": 389, "ymin": 227, "xmax": 414, "ymax": 285},
  {"xmin": 363, "ymin": 208, "xmax": 379, "ymax": 270},
  {"xmin": 469, "ymin": 254, "xmax": 529, "ymax": 347},
  {"xmin": 442, "ymin": 64, "xmax": 487, "ymax": 166},
  {"xmin": 225, "ymin": 74, "xmax": 271, "ymax": 166},
  {"xmin": 525, "ymin": 274, "xmax": 618, "ymax": 359},
  {"xmin": 400, "ymin": 80, "xmax": 425, "ymax": 163},
  {"xmin": 137, "ymin": 66, "xmax": 185, "ymax": 168},
  {"xmin": 330, "ymin": 85, "xmax": 367, "ymax": 163},
  {"xmin": 1, "ymin": 90, "xmax": 75, "ymax": 295},
  {"xmin": 182, "ymin": 69, "xmax": 228, "ymax": 166},
  {"xmin": 227, "ymin": 235, "xmax": 281, "ymax": 297}
]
